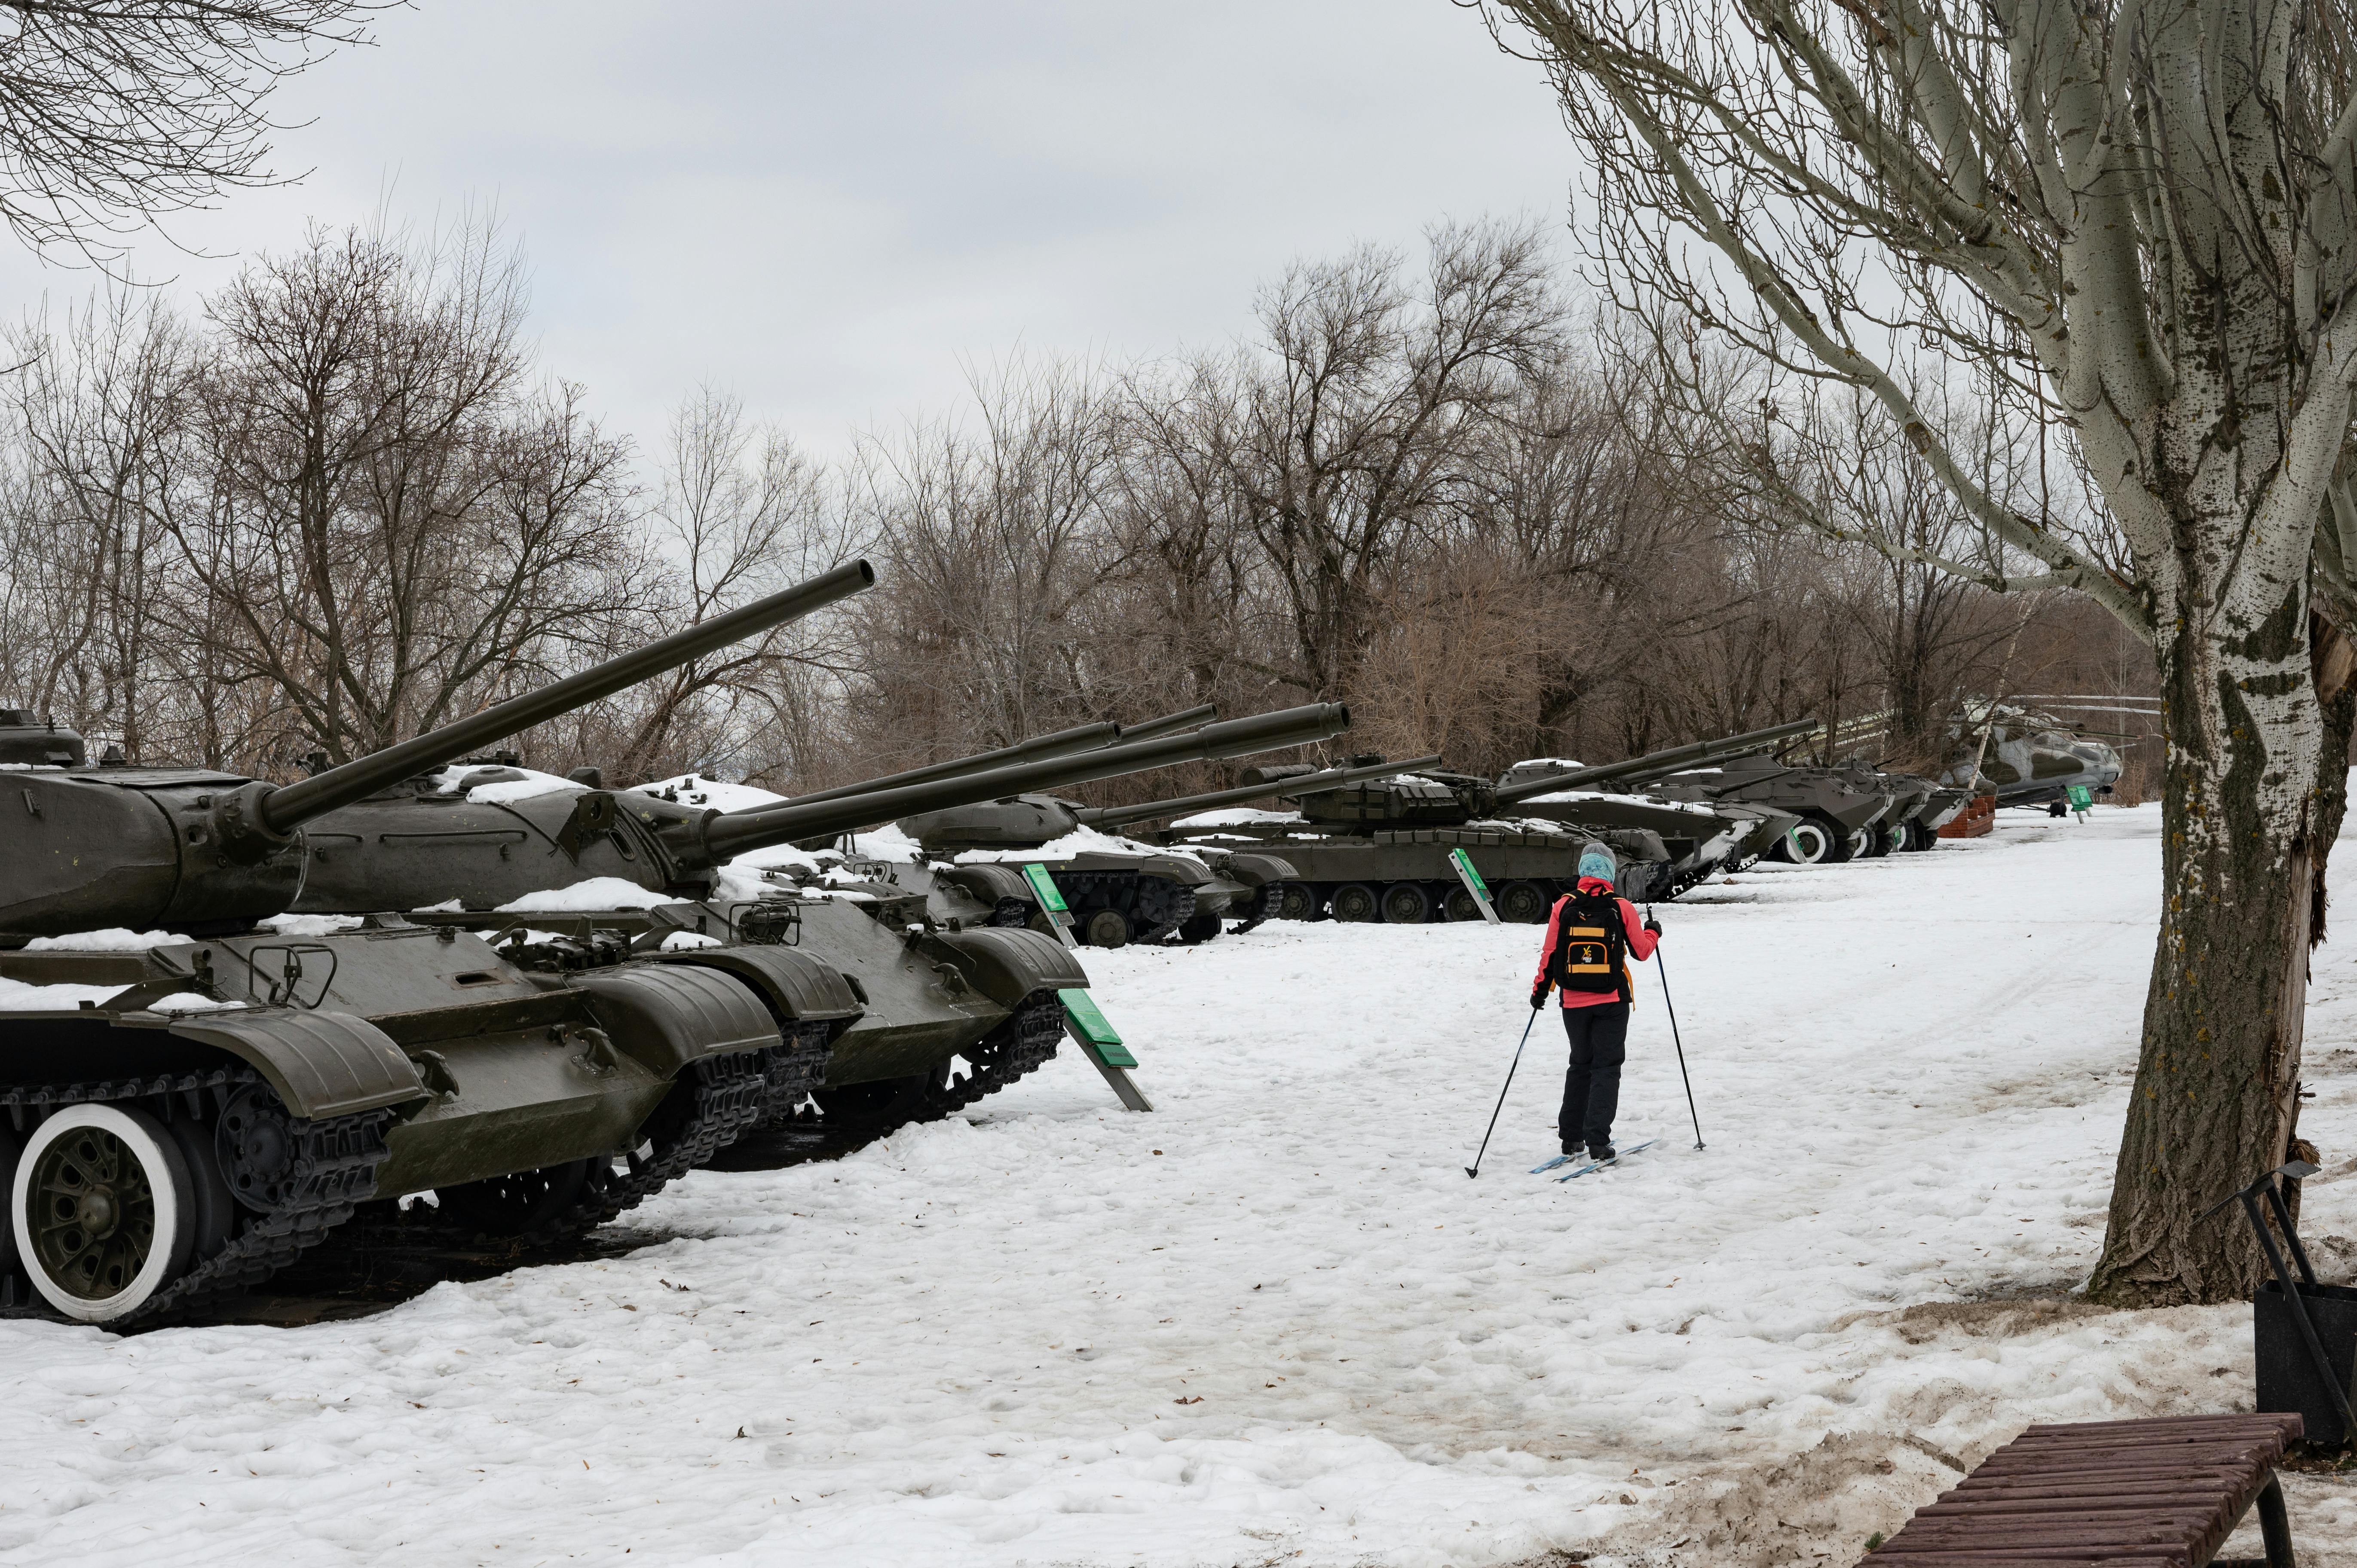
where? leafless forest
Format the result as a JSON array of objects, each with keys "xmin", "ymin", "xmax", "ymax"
[{"xmin": 0, "ymin": 217, "xmax": 2158, "ymax": 805}]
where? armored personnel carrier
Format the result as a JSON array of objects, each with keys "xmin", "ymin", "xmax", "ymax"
[
  {"xmin": 1153, "ymin": 758, "xmax": 1673, "ymax": 923},
  {"xmin": 0, "ymin": 562, "xmax": 876, "ymax": 1324}
]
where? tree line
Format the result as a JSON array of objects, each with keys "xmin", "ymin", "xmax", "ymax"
[{"xmin": 0, "ymin": 217, "xmax": 2146, "ymax": 803}]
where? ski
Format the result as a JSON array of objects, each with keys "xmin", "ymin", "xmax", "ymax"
[
  {"xmin": 1529, "ymin": 1153, "xmax": 1576, "ymax": 1174},
  {"xmin": 1556, "ymin": 1139, "xmax": 1657, "ymax": 1181}
]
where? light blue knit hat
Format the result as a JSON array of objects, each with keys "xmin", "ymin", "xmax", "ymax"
[{"xmin": 1577, "ymin": 843, "xmax": 1617, "ymax": 882}]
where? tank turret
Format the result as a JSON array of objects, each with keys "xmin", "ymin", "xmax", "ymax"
[
  {"xmin": 0, "ymin": 709, "xmax": 84, "ymax": 768},
  {"xmin": 2, "ymin": 560, "xmax": 875, "ymax": 938}
]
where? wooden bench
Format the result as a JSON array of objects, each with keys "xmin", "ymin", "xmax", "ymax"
[{"xmin": 1864, "ymin": 1413, "xmax": 2303, "ymax": 1568}]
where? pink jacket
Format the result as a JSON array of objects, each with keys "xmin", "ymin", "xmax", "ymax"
[{"xmin": 1533, "ymin": 877, "xmax": 1658, "ymax": 1008}]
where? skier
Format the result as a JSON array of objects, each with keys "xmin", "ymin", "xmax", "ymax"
[{"xmin": 1530, "ymin": 842, "xmax": 1661, "ymax": 1164}]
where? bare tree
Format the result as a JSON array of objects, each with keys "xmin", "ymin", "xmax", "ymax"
[
  {"xmin": 1480, "ymin": 0, "xmax": 2357, "ymax": 1300},
  {"xmin": 170, "ymin": 220, "xmax": 640, "ymax": 766},
  {"xmin": 0, "ymin": 1, "xmax": 390, "ymax": 266},
  {"xmin": 560, "ymin": 388, "xmax": 864, "ymax": 787},
  {"xmin": 1232, "ymin": 221, "xmax": 1568, "ymax": 698}
]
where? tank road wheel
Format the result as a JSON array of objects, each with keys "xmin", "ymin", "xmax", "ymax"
[
  {"xmin": 1177, "ymin": 914, "xmax": 1222, "ymax": 944},
  {"xmin": 1784, "ymin": 818, "xmax": 1841, "ymax": 864},
  {"xmin": 1495, "ymin": 880, "xmax": 1550, "ymax": 924},
  {"xmin": 1083, "ymin": 909, "xmax": 1132, "ymax": 949},
  {"xmin": 1443, "ymin": 886, "xmax": 1483, "ymax": 921},
  {"xmin": 438, "ymin": 1159, "xmax": 599, "ymax": 1238},
  {"xmin": 13, "ymin": 1105, "xmax": 197, "ymax": 1323},
  {"xmin": 1274, "ymin": 882, "xmax": 1321, "ymax": 921},
  {"xmin": 1381, "ymin": 883, "xmax": 1433, "ymax": 924},
  {"xmin": 1330, "ymin": 883, "xmax": 1379, "ymax": 923}
]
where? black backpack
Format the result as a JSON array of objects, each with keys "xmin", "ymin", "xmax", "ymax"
[{"xmin": 1547, "ymin": 886, "xmax": 1630, "ymax": 1002}]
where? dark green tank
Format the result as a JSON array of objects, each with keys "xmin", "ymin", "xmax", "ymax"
[
  {"xmin": 0, "ymin": 562, "xmax": 876, "ymax": 1324},
  {"xmin": 289, "ymin": 703, "xmax": 1350, "ymax": 1139},
  {"xmin": 1154, "ymin": 758, "xmax": 1670, "ymax": 923},
  {"xmin": 0, "ymin": 710, "xmax": 84, "ymax": 768}
]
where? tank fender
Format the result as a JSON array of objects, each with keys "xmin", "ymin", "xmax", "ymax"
[
  {"xmin": 1137, "ymin": 854, "xmax": 1214, "ymax": 888},
  {"xmin": 166, "ymin": 1009, "xmax": 430, "ymax": 1119},
  {"xmin": 924, "ymin": 926, "xmax": 1089, "ymax": 1006},
  {"xmin": 936, "ymin": 862, "xmax": 1032, "ymax": 904},
  {"xmin": 646, "ymin": 945, "xmax": 864, "ymax": 1024},
  {"xmin": 1219, "ymin": 852, "xmax": 1298, "ymax": 886},
  {"xmin": 569, "ymin": 964, "xmax": 782, "ymax": 1079}
]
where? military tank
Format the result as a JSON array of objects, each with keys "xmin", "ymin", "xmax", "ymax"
[
  {"xmin": 397, "ymin": 704, "xmax": 1353, "ymax": 1137},
  {"xmin": 883, "ymin": 750, "xmax": 1436, "ymax": 949},
  {"xmin": 1153, "ymin": 756, "xmax": 1674, "ymax": 923},
  {"xmin": 0, "ymin": 561, "xmax": 877, "ymax": 1324},
  {"xmin": 0, "ymin": 709, "xmax": 85, "ymax": 767}
]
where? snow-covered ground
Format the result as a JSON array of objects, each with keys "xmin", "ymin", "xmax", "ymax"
[{"xmin": 3, "ymin": 804, "xmax": 2354, "ymax": 1567}]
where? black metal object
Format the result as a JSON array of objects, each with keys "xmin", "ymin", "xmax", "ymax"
[
  {"xmin": 1465, "ymin": 1005, "xmax": 1541, "ymax": 1178},
  {"xmin": 1648, "ymin": 908, "xmax": 1705, "ymax": 1151},
  {"xmin": 2204, "ymin": 1160, "xmax": 2357, "ymax": 1446}
]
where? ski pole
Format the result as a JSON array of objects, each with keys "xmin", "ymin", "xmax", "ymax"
[
  {"xmin": 1649, "ymin": 908, "xmax": 1705, "ymax": 1150},
  {"xmin": 1465, "ymin": 1003, "xmax": 1543, "ymax": 1178}
]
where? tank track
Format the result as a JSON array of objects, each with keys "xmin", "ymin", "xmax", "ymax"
[
  {"xmin": 1132, "ymin": 878, "xmax": 1195, "ymax": 943},
  {"xmin": 0, "ymin": 1067, "xmax": 390, "ymax": 1326},
  {"xmin": 1051, "ymin": 869, "xmax": 1196, "ymax": 944},
  {"xmin": 753, "ymin": 1022, "xmax": 836, "ymax": 1129},
  {"xmin": 520, "ymin": 1051, "xmax": 767, "ymax": 1245},
  {"xmin": 921, "ymin": 992, "xmax": 1065, "ymax": 1118}
]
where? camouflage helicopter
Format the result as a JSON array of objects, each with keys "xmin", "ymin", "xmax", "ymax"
[{"xmin": 1942, "ymin": 701, "xmax": 2127, "ymax": 812}]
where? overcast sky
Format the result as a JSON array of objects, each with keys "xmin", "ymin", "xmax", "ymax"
[{"xmin": 0, "ymin": 2, "xmax": 1584, "ymax": 459}]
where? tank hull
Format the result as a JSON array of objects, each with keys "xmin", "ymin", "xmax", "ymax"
[{"xmin": 0, "ymin": 922, "xmax": 788, "ymax": 1323}]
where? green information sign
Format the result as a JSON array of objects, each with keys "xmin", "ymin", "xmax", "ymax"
[
  {"xmin": 1448, "ymin": 847, "xmax": 1491, "ymax": 899},
  {"xmin": 2066, "ymin": 785, "xmax": 2094, "ymax": 810},
  {"xmin": 1022, "ymin": 862, "xmax": 1071, "ymax": 914},
  {"xmin": 1059, "ymin": 988, "xmax": 1138, "ymax": 1067}
]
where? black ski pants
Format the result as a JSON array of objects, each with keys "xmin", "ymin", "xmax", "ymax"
[{"xmin": 1558, "ymin": 1002, "xmax": 1629, "ymax": 1154}]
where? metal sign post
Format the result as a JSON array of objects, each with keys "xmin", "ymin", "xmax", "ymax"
[
  {"xmin": 1059, "ymin": 987, "xmax": 1152, "ymax": 1111},
  {"xmin": 2066, "ymin": 783, "xmax": 2094, "ymax": 822},
  {"xmin": 1448, "ymin": 847, "xmax": 1502, "ymax": 923},
  {"xmin": 1022, "ymin": 862, "xmax": 1080, "ymax": 949}
]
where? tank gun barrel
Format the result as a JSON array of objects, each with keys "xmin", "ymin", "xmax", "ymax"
[
  {"xmin": 699, "ymin": 702, "xmax": 1351, "ymax": 859},
  {"xmin": 1114, "ymin": 703, "xmax": 1218, "ymax": 744},
  {"xmin": 1491, "ymin": 718, "xmax": 1823, "ymax": 803},
  {"xmin": 1075, "ymin": 753, "xmax": 1442, "ymax": 831},
  {"xmin": 780, "ymin": 719, "xmax": 1123, "ymax": 809},
  {"xmin": 264, "ymin": 561, "xmax": 875, "ymax": 833}
]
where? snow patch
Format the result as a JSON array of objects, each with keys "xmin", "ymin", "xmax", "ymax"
[
  {"xmin": 18, "ymin": 927, "xmax": 180, "ymax": 951},
  {"xmin": 422, "ymin": 764, "xmax": 582, "ymax": 805},
  {"xmin": 493, "ymin": 877, "xmax": 671, "ymax": 913}
]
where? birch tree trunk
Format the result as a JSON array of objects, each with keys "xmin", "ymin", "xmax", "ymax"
[{"xmin": 1480, "ymin": 0, "xmax": 2357, "ymax": 1300}]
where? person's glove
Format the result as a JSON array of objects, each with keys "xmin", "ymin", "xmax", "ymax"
[
  {"xmin": 1530, "ymin": 982, "xmax": 1550, "ymax": 1010},
  {"xmin": 1643, "ymin": 916, "xmax": 1662, "ymax": 936}
]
